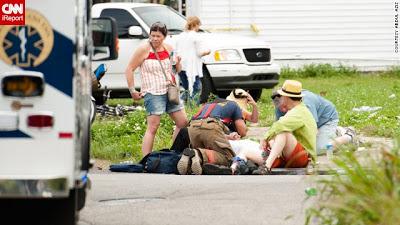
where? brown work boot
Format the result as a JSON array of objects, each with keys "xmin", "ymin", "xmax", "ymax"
[{"xmin": 191, "ymin": 149, "xmax": 203, "ymax": 175}]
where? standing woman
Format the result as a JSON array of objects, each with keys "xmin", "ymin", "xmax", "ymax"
[
  {"xmin": 175, "ymin": 16, "xmax": 210, "ymax": 103},
  {"xmin": 125, "ymin": 22, "xmax": 188, "ymax": 156}
]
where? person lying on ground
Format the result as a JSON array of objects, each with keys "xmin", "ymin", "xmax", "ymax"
[
  {"xmin": 176, "ymin": 89, "xmax": 259, "ymax": 175},
  {"xmin": 171, "ymin": 89, "xmax": 259, "ymax": 152},
  {"xmin": 228, "ymin": 139, "xmax": 263, "ymax": 174},
  {"xmin": 271, "ymin": 88, "xmax": 356, "ymax": 155}
]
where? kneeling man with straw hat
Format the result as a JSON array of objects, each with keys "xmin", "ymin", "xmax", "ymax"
[{"xmin": 259, "ymin": 80, "xmax": 317, "ymax": 173}]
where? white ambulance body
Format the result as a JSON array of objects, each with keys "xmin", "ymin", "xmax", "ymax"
[{"xmin": 0, "ymin": 0, "xmax": 117, "ymax": 224}]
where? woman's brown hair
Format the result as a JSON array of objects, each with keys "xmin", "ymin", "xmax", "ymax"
[{"xmin": 150, "ymin": 22, "xmax": 168, "ymax": 36}]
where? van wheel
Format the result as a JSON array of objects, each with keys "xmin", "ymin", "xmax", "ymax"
[
  {"xmin": 0, "ymin": 190, "xmax": 78, "ymax": 225},
  {"xmin": 200, "ymin": 66, "xmax": 215, "ymax": 104},
  {"xmin": 77, "ymin": 183, "xmax": 87, "ymax": 211},
  {"xmin": 249, "ymin": 89, "xmax": 262, "ymax": 102}
]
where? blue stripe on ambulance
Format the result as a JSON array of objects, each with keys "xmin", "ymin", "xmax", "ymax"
[
  {"xmin": 0, "ymin": 130, "xmax": 31, "ymax": 138},
  {"xmin": 10, "ymin": 30, "xmax": 74, "ymax": 97}
]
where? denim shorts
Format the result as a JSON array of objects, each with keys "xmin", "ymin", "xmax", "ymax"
[
  {"xmin": 143, "ymin": 93, "xmax": 184, "ymax": 116},
  {"xmin": 316, "ymin": 119, "xmax": 339, "ymax": 155}
]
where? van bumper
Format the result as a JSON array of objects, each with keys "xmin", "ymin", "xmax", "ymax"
[
  {"xmin": 206, "ymin": 63, "xmax": 280, "ymax": 90},
  {"xmin": 0, "ymin": 178, "xmax": 69, "ymax": 198}
]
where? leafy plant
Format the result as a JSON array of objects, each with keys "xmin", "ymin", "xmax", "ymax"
[{"xmin": 305, "ymin": 138, "xmax": 400, "ymax": 225}]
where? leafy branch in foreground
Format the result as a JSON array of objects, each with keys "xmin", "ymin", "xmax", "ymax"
[{"xmin": 305, "ymin": 139, "xmax": 400, "ymax": 225}]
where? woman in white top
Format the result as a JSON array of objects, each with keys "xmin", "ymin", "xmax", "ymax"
[{"xmin": 175, "ymin": 16, "xmax": 210, "ymax": 102}]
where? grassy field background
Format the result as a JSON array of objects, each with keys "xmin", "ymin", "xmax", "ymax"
[{"xmin": 91, "ymin": 65, "xmax": 400, "ymax": 162}]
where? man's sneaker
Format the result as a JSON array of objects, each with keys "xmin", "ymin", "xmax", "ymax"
[
  {"xmin": 191, "ymin": 149, "xmax": 203, "ymax": 175},
  {"xmin": 345, "ymin": 127, "xmax": 358, "ymax": 145},
  {"xmin": 336, "ymin": 126, "xmax": 347, "ymax": 137},
  {"xmin": 177, "ymin": 148, "xmax": 195, "ymax": 175},
  {"xmin": 202, "ymin": 163, "xmax": 231, "ymax": 175}
]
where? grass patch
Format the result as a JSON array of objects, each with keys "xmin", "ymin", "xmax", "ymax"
[
  {"xmin": 91, "ymin": 110, "xmax": 174, "ymax": 161},
  {"xmin": 258, "ymin": 75, "xmax": 400, "ymax": 138},
  {"xmin": 301, "ymin": 76, "xmax": 399, "ymax": 137},
  {"xmin": 91, "ymin": 100, "xmax": 201, "ymax": 161},
  {"xmin": 91, "ymin": 65, "xmax": 400, "ymax": 161}
]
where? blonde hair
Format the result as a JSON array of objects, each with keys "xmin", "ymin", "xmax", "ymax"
[{"xmin": 185, "ymin": 16, "xmax": 201, "ymax": 31}]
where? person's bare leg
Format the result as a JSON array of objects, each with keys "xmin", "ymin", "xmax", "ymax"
[
  {"xmin": 169, "ymin": 109, "xmax": 188, "ymax": 141},
  {"xmin": 265, "ymin": 132, "xmax": 297, "ymax": 169},
  {"xmin": 142, "ymin": 115, "xmax": 161, "ymax": 156}
]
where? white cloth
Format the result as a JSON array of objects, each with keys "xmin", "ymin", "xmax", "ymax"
[
  {"xmin": 229, "ymin": 139, "xmax": 264, "ymax": 165},
  {"xmin": 229, "ymin": 139, "xmax": 261, "ymax": 156},
  {"xmin": 175, "ymin": 31, "xmax": 205, "ymax": 94}
]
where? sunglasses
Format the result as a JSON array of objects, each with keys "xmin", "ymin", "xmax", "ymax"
[{"xmin": 271, "ymin": 93, "xmax": 281, "ymax": 100}]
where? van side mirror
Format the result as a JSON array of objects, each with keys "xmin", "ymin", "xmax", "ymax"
[
  {"xmin": 128, "ymin": 26, "xmax": 143, "ymax": 36},
  {"xmin": 91, "ymin": 17, "xmax": 119, "ymax": 61}
]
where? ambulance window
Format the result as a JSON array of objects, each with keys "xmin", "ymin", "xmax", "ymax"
[{"xmin": 100, "ymin": 9, "xmax": 142, "ymax": 39}]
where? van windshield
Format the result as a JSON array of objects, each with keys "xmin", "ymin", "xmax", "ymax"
[{"xmin": 133, "ymin": 6, "xmax": 186, "ymax": 34}]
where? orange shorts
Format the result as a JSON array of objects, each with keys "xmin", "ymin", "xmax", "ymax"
[{"xmin": 271, "ymin": 142, "xmax": 309, "ymax": 168}]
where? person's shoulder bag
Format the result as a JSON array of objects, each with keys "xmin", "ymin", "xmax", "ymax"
[{"xmin": 150, "ymin": 42, "xmax": 180, "ymax": 105}]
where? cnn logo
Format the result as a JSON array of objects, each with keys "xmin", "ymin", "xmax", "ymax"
[
  {"xmin": 2, "ymin": 4, "xmax": 23, "ymax": 14},
  {"xmin": 0, "ymin": 0, "xmax": 25, "ymax": 25}
]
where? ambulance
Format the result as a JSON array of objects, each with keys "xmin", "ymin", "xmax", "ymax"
[{"xmin": 0, "ymin": 0, "xmax": 117, "ymax": 224}]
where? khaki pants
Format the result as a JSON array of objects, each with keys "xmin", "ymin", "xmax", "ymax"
[{"xmin": 188, "ymin": 118, "xmax": 235, "ymax": 166}]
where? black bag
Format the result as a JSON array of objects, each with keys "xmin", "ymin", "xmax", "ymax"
[
  {"xmin": 109, "ymin": 163, "xmax": 144, "ymax": 173},
  {"xmin": 141, "ymin": 149, "xmax": 181, "ymax": 174}
]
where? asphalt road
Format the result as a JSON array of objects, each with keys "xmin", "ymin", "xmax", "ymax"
[{"xmin": 79, "ymin": 173, "xmax": 315, "ymax": 225}]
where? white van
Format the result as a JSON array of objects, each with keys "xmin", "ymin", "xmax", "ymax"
[{"xmin": 92, "ymin": 2, "xmax": 280, "ymax": 103}]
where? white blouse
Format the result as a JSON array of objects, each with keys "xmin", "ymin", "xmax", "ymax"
[{"xmin": 175, "ymin": 31, "xmax": 206, "ymax": 94}]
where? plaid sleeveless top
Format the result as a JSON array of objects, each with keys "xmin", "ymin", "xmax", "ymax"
[{"xmin": 140, "ymin": 49, "xmax": 174, "ymax": 95}]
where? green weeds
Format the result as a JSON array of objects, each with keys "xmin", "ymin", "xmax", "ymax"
[{"xmin": 305, "ymin": 139, "xmax": 400, "ymax": 225}]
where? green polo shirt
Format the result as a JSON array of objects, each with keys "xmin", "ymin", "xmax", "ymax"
[{"xmin": 265, "ymin": 102, "xmax": 317, "ymax": 158}]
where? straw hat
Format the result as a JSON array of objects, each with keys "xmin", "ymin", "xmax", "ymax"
[
  {"xmin": 226, "ymin": 88, "xmax": 250, "ymax": 114},
  {"xmin": 277, "ymin": 80, "xmax": 304, "ymax": 98}
]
